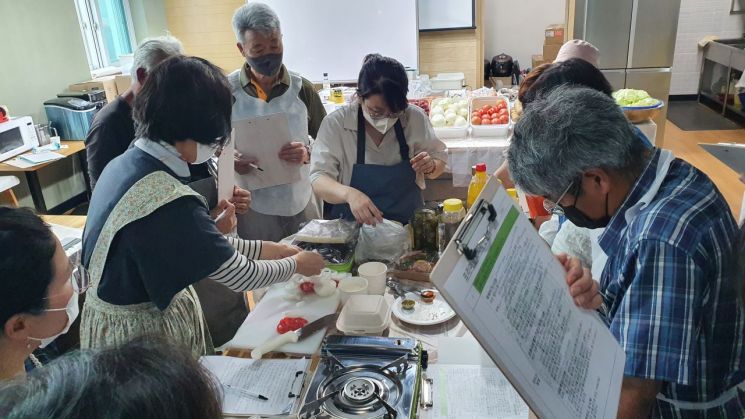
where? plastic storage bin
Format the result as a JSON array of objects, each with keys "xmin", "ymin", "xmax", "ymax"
[{"xmin": 470, "ymin": 95, "xmax": 511, "ymax": 138}]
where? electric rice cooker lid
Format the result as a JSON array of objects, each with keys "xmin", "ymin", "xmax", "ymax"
[{"xmin": 43, "ymin": 97, "xmax": 96, "ymax": 111}]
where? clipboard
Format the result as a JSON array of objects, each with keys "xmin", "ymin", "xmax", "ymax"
[
  {"xmin": 233, "ymin": 113, "xmax": 301, "ymax": 191},
  {"xmin": 430, "ymin": 176, "xmax": 625, "ymax": 419},
  {"xmin": 700, "ymin": 143, "xmax": 745, "ymax": 177}
]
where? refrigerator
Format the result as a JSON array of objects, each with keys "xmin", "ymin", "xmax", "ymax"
[{"xmin": 571, "ymin": 0, "xmax": 681, "ymax": 143}]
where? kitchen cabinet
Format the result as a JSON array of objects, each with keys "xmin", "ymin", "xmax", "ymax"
[{"xmin": 698, "ymin": 39, "xmax": 745, "ymax": 118}]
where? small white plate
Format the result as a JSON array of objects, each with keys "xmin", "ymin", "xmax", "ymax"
[{"xmin": 392, "ymin": 290, "xmax": 456, "ymax": 326}]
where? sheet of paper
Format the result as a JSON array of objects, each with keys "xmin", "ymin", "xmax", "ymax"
[
  {"xmin": 19, "ymin": 151, "xmax": 65, "ymax": 164},
  {"xmin": 200, "ymin": 356, "xmax": 309, "ymax": 416},
  {"xmin": 48, "ymin": 223, "xmax": 83, "ymax": 259},
  {"xmin": 233, "ymin": 113, "xmax": 301, "ymax": 191},
  {"xmin": 218, "ymin": 130, "xmax": 235, "ymax": 202},
  {"xmin": 421, "ymin": 364, "xmax": 529, "ymax": 419},
  {"xmin": 3, "ymin": 158, "xmax": 35, "ymax": 169},
  {"xmin": 431, "ymin": 179, "xmax": 625, "ymax": 419}
]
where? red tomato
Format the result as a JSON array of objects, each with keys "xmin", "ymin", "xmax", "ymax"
[
  {"xmin": 498, "ymin": 108, "xmax": 508, "ymax": 116},
  {"xmin": 496, "ymin": 101, "xmax": 506, "ymax": 110},
  {"xmin": 487, "ymin": 108, "xmax": 496, "ymax": 116},
  {"xmin": 299, "ymin": 282, "xmax": 315, "ymax": 294},
  {"xmin": 471, "ymin": 116, "xmax": 482, "ymax": 125},
  {"xmin": 277, "ymin": 317, "xmax": 308, "ymax": 334},
  {"xmin": 482, "ymin": 119, "xmax": 491, "ymax": 125},
  {"xmin": 472, "ymin": 111, "xmax": 480, "ymax": 118},
  {"xmin": 482, "ymin": 105, "xmax": 491, "ymax": 112},
  {"xmin": 498, "ymin": 116, "xmax": 509, "ymax": 124}
]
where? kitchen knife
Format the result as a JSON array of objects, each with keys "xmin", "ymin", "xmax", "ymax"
[{"xmin": 251, "ymin": 313, "xmax": 337, "ymax": 359}]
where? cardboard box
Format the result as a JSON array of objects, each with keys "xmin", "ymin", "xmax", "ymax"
[
  {"xmin": 544, "ymin": 24, "xmax": 565, "ymax": 45},
  {"xmin": 69, "ymin": 75, "xmax": 118, "ymax": 103},
  {"xmin": 531, "ymin": 54, "xmax": 547, "ymax": 69},
  {"xmin": 542, "ymin": 44, "xmax": 561, "ymax": 62},
  {"xmin": 489, "ymin": 76, "xmax": 513, "ymax": 89},
  {"xmin": 114, "ymin": 75, "xmax": 132, "ymax": 94}
]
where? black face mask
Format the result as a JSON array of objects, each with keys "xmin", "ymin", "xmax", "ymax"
[
  {"xmin": 246, "ymin": 52, "xmax": 283, "ymax": 77},
  {"xmin": 562, "ymin": 192, "xmax": 611, "ymax": 229}
]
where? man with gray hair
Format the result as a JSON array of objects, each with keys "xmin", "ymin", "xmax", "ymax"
[
  {"xmin": 508, "ymin": 85, "xmax": 745, "ymax": 417},
  {"xmin": 85, "ymin": 35, "xmax": 183, "ymax": 188},
  {"xmin": 229, "ymin": 2, "xmax": 326, "ymax": 241}
]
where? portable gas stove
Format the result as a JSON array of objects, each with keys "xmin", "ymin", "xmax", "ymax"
[{"xmin": 298, "ymin": 335, "xmax": 426, "ymax": 419}]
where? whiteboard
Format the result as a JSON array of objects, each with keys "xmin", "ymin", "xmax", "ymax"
[
  {"xmin": 260, "ymin": 0, "xmax": 418, "ymax": 83},
  {"xmin": 418, "ymin": 0, "xmax": 475, "ymax": 31}
]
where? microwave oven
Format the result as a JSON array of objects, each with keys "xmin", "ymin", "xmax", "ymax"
[{"xmin": 0, "ymin": 116, "xmax": 39, "ymax": 162}]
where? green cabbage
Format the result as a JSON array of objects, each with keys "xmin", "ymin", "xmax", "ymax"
[
  {"xmin": 612, "ymin": 89, "xmax": 652, "ymax": 106},
  {"xmin": 631, "ymin": 97, "xmax": 661, "ymax": 107}
]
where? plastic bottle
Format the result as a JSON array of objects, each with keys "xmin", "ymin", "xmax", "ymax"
[
  {"xmin": 440, "ymin": 199, "xmax": 466, "ymax": 252},
  {"xmin": 467, "ymin": 163, "xmax": 489, "ymax": 209},
  {"xmin": 323, "ymin": 73, "xmax": 331, "ymax": 91}
]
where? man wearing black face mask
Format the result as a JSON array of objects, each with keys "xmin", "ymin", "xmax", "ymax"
[
  {"xmin": 228, "ymin": 3, "xmax": 326, "ymax": 242},
  {"xmin": 508, "ymin": 86, "xmax": 745, "ymax": 418}
]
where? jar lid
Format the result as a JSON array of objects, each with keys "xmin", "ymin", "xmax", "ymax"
[
  {"xmin": 443, "ymin": 198, "xmax": 463, "ymax": 212},
  {"xmin": 475, "ymin": 163, "xmax": 487, "ymax": 172}
]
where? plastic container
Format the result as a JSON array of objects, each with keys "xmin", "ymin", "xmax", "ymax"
[
  {"xmin": 467, "ymin": 163, "xmax": 489, "ymax": 209},
  {"xmin": 408, "ymin": 98, "xmax": 431, "ymax": 116},
  {"xmin": 440, "ymin": 199, "xmax": 466, "ymax": 250},
  {"xmin": 433, "ymin": 126, "xmax": 468, "ymax": 140},
  {"xmin": 470, "ymin": 95, "xmax": 511, "ymax": 138},
  {"xmin": 336, "ymin": 295, "xmax": 392, "ymax": 335},
  {"xmin": 430, "ymin": 72, "xmax": 465, "ymax": 90}
]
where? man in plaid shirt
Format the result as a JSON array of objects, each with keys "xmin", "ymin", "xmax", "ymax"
[{"xmin": 508, "ymin": 85, "xmax": 745, "ymax": 418}]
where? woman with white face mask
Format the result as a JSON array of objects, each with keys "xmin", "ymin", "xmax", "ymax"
[
  {"xmin": 0, "ymin": 207, "xmax": 88, "ymax": 380},
  {"xmin": 80, "ymin": 56, "xmax": 324, "ymax": 355},
  {"xmin": 310, "ymin": 54, "xmax": 448, "ymax": 226}
]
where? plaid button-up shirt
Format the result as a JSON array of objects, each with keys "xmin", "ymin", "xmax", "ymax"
[{"xmin": 599, "ymin": 149, "xmax": 745, "ymax": 418}]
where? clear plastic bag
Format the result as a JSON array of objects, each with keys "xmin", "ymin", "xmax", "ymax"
[
  {"xmin": 355, "ymin": 219, "xmax": 409, "ymax": 263},
  {"xmin": 294, "ymin": 219, "xmax": 358, "ymax": 244}
]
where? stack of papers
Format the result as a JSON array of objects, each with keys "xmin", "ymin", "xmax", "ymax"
[
  {"xmin": 200, "ymin": 356, "xmax": 309, "ymax": 417},
  {"xmin": 5, "ymin": 151, "xmax": 65, "ymax": 168}
]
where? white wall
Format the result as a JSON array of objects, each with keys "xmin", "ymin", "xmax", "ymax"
[
  {"xmin": 671, "ymin": 0, "xmax": 745, "ymax": 95},
  {"xmin": 483, "ymin": 0, "xmax": 566, "ymax": 71}
]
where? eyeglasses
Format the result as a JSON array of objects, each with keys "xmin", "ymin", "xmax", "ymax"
[
  {"xmin": 362, "ymin": 100, "xmax": 406, "ymax": 119},
  {"xmin": 543, "ymin": 181, "xmax": 576, "ymax": 216},
  {"xmin": 44, "ymin": 263, "xmax": 90, "ymax": 300}
]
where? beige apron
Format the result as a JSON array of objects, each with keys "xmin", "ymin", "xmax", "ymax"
[{"xmin": 80, "ymin": 171, "xmax": 213, "ymax": 356}]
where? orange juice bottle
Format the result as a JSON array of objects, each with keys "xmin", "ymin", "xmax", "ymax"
[{"xmin": 467, "ymin": 163, "xmax": 488, "ymax": 209}]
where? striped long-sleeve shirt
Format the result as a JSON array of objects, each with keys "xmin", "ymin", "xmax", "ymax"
[{"xmin": 208, "ymin": 238, "xmax": 296, "ymax": 292}]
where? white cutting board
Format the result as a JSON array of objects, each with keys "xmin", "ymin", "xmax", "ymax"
[{"xmin": 227, "ymin": 281, "xmax": 340, "ymax": 356}]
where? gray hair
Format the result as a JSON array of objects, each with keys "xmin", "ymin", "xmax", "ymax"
[
  {"xmin": 131, "ymin": 35, "xmax": 183, "ymax": 76},
  {"xmin": 232, "ymin": 3, "xmax": 281, "ymax": 42},
  {"xmin": 507, "ymin": 85, "xmax": 644, "ymax": 198}
]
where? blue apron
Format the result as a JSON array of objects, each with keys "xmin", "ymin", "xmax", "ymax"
[{"xmin": 327, "ymin": 106, "xmax": 423, "ymax": 225}]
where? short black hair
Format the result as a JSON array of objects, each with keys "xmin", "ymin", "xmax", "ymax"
[
  {"xmin": 0, "ymin": 207, "xmax": 57, "ymax": 328},
  {"xmin": 134, "ymin": 55, "xmax": 232, "ymax": 147},
  {"xmin": 0, "ymin": 337, "xmax": 223, "ymax": 419},
  {"xmin": 522, "ymin": 58, "xmax": 613, "ymax": 107},
  {"xmin": 357, "ymin": 53, "xmax": 409, "ymax": 114}
]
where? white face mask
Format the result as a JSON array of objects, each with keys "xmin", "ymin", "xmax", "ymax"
[
  {"xmin": 29, "ymin": 292, "xmax": 79, "ymax": 348},
  {"xmin": 192, "ymin": 142, "xmax": 219, "ymax": 165},
  {"xmin": 362, "ymin": 108, "xmax": 398, "ymax": 134}
]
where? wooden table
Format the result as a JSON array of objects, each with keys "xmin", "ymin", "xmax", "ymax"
[
  {"xmin": 42, "ymin": 214, "xmax": 87, "ymax": 229},
  {"xmin": 0, "ymin": 141, "xmax": 90, "ymax": 213}
]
